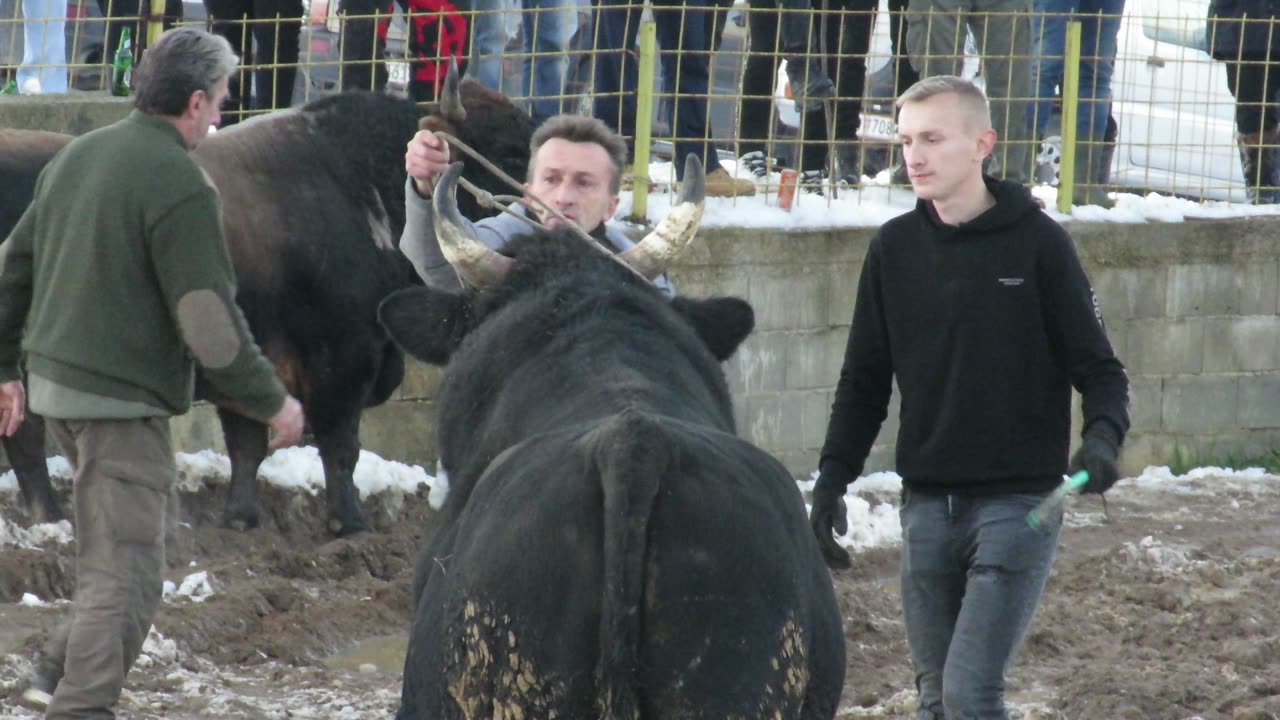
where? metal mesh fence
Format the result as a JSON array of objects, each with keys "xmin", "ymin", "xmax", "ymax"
[{"xmin": 1, "ymin": 0, "xmax": 1275, "ymax": 206}]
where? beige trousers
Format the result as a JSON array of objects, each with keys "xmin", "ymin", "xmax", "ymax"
[{"xmin": 43, "ymin": 417, "xmax": 174, "ymax": 720}]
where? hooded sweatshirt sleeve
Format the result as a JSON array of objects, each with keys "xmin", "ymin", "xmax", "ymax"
[
  {"xmin": 1038, "ymin": 227, "xmax": 1130, "ymax": 441},
  {"xmin": 820, "ymin": 234, "xmax": 895, "ymax": 476}
]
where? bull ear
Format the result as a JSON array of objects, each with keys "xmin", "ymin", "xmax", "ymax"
[
  {"xmin": 670, "ymin": 296, "xmax": 755, "ymax": 361},
  {"xmin": 378, "ymin": 286, "xmax": 476, "ymax": 365}
]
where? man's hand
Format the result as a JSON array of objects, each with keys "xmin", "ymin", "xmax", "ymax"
[
  {"xmin": 1069, "ymin": 422, "xmax": 1121, "ymax": 494},
  {"xmin": 0, "ymin": 380, "xmax": 25, "ymax": 437},
  {"xmin": 810, "ymin": 460, "xmax": 856, "ymax": 570},
  {"xmin": 405, "ymin": 130, "xmax": 452, "ymax": 197},
  {"xmin": 267, "ymin": 395, "xmax": 305, "ymax": 450}
]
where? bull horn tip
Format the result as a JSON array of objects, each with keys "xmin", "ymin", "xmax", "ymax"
[{"xmin": 678, "ymin": 154, "xmax": 705, "ymax": 207}]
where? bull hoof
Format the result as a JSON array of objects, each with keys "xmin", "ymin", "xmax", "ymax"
[
  {"xmin": 329, "ymin": 516, "xmax": 371, "ymax": 538},
  {"xmin": 223, "ymin": 511, "xmax": 260, "ymax": 532}
]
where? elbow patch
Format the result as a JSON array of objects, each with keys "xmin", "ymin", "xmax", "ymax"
[{"xmin": 176, "ymin": 289, "xmax": 242, "ymax": 369}]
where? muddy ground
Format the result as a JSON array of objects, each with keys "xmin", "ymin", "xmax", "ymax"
[{"xmin": 1, "ymin": 463, "xmax": 1278, "ymax": 719}]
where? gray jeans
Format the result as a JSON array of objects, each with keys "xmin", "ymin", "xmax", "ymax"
[
  {"xmin": 44, "ymin": 417, "xmax": 174, "ymax": 720},
  {"xmin": 899, "ymin": 489, "xmax": 1061, "ymax": 719},
  {"xmin": 905, "ymin": 0, "xmax": 1034, "ymax": 182}
]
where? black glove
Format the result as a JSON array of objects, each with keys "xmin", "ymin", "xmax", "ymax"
[
  {"xmin": 1069, "ymin": 421, "xmax": 1122, "ymax": 495},
  {"xmin": 809, "ymin": 460, "xmax": 855, "ymax": 569}
]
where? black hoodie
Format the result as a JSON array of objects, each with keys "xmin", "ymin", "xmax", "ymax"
[{"xmin": 820, "ymin": 177, "xmax": 1130, "ymax": 496}]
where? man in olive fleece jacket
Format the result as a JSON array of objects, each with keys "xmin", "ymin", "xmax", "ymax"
[
  {"xmin": 0, "ymin": 28, "xmax": 304, "ymax": 719},
  {"xmin": 810, "ymin": 77, "xmax": 1128, "ymax": 720}
]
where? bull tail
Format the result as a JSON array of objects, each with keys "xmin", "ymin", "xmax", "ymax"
[{"xmin": 591, "ymin": 409, "xmax": 668, "ymax": 720}]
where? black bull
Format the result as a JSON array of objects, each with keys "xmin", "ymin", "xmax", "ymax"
[
  {"xmin": 0, "ymin": 84, "xmax": 535, "ymax": 534},
  {"xmin": 377, "ymin": 166, "xmax": 845, "ymax": 718}
]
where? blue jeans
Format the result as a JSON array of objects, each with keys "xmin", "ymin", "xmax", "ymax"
[
  {"xmin": 1028, "ymin": 0, "xmax": 1123, "ymax": 143},
  {"xmin": 592, "ymin": 0, "xmax": 728, "ymax": 179},
  {"xmin": 899, "ymin": 489, "xmax": 1061, "ymax": 719},
  {"xmin": 469, "ymin": 0, "xmax": 574, "ymax": 123},
  {"xmin": 18, "ymin": 0, "xmax": 68, "ymax": 93}
]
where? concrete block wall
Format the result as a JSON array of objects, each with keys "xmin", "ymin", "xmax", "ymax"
[{"xmin": 144, "ymin": 217, "xmax": 1280, "ymax": 480}]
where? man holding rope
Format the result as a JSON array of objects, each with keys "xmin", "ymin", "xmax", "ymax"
[
  {"xmin": 401, "ymin": 113, "xmax": 674, "ymax": 295},
  {"xmin": 810, "ymin": 76, "xmax": 1128, "ymax": 720}
]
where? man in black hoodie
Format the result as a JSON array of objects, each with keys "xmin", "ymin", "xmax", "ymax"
[{"xmin": 809, "ymin": 75, "xmax": 1128, "ymax": 719}]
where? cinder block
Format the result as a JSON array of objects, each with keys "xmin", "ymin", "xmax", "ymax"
[
  {"xmin": 1238, "ymin": 375, "xmax": 1280, "ymax": 429},
  {"xmin": 1117, "ymin": 432, "xmax": 1179, "ymax": 477},
  {"xmin": 1161, "ymin": 376, "xmax": 1238, "ymax": 434},
  {"xmin": 1127, "ymin": 376, "xmax": 1164, "ymax": 433},
  {"xmin": 729, "ymin": 331, "xmax": 788, "ymax": 394},
  {"xmin": 397, "ymin": 359, "xmax": 443, "ymax": 401},
  {"xmin": 747, "ymin": 266, "xmax": 831, "ymax": 331},
  {"xmin": 1202, "ymin": 316, "xmax": 1280, "ymax": 373},
  {"xmin": 800, "ymin": 389, "xmax": 834, "ymax": 451},
  {"xmin": 826, "ymin": 261, "xmax": 863, "ymax": 328},
  {"xmin": 1166, "ymin": 264, "xmax": 1237, "ymax": 317},
  {"xmin": 784, "ymin": 329, "xmax": 848, "ymax": 390},
  {"xmin": 171, "ymin": 403, "xmax": 225, "ymax": 455},
  {"xmin": 359, "ymin": 400, "xmax": 437, "ymax": 467},
  {"xmin": 1235, "ymin": 259, "xmax": 1279, "ymax": 315},
  {"xmin": 1125, "ymin": 318, "xmax": 1204, "ymax": 375},
  {"xmin": 667, "ymin": 264, "xmax": 750, "ymax": 299},
  {"xmin": 1091, "ymin": 267, "xmax": 1167, "ymax": 321}
]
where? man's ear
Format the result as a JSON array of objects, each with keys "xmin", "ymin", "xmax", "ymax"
[{"xmin": 976, "ymin": 127, "xmax": 997, "ymax": 160}]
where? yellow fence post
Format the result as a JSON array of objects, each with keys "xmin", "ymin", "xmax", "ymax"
[
  {"xmin": 630, "ymin": 20, "xmax": 657, "ymax": 223},
  {"xmin": 148, "ymin": 0, "xmax": 167, "ymax": 47},
  {"xmin": 1056, "ymin": 18, "xmax": 1082, "ymax": 215}
]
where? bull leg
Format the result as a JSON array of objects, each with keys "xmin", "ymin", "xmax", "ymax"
[
  {"xmin": 314, "ymin": 413, "xmax": 370, "ymax": 537},
  {"xmin": 218, "ymin": 408, "xmax": 269, "ymax": 531},
  {"xmin": 3, "ymin": 413, "xmax": 65, "ymax": 524}
]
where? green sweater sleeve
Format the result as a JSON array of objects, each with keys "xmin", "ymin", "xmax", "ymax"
[
  {"xmin": 0, "ymin": 203, "xmax": 36, "ymax": 382},
  {"xmin": 148, "ymin": 186, "xmax": 286, "ymax": 421}
]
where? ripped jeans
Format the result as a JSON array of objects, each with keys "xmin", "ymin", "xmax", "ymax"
[{"xmin": 898, "ymin": 488, "xmax": 1061, "ymax": 720}]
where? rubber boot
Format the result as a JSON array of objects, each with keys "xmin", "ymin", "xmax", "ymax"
[{"xmin": 1074, "ymin": 140, "xmax": 1115, "ymax": 208}]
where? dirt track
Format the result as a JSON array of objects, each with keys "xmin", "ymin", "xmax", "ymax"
[{"xmin": 1, "ymin": 462, "xmax": 1278, "ymax": 719}]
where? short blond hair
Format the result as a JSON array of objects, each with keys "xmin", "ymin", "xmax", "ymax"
[{"xmin": 896, "ymin": 76, "xmax": 992, "ymax": 131}]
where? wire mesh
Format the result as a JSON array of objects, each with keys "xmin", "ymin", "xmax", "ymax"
[{"xmin": 0, "ymin": 0, "xmax": 1273, "ymax": 206}]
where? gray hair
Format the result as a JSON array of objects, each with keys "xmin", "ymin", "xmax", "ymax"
[
  {"xmin": 133, "ymin": 27, "xmax": 238, "ymax": 117},
  {"xmin": 896, "ymin": 75, "xmax": 992, "ymax": 130},
  {"xmin": 529, "ymin": 114, "xmax": 629, "ymax": 195}
]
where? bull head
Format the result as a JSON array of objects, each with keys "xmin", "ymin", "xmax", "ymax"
[{"xmin": 432, "ymin": 154, "xmax": 707, "ymax": 289}]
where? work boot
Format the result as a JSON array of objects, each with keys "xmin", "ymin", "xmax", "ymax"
[
  {"xmin": 20, "ymin": 650, "xmax": 61, "ymax": 709},
  {"xmin": 785, "ymin": 57, "xmax": 835, "ymax": 113},
  {"xmin": 704, "ymin": 166, "xmax": 757, "ymax": 197},
  {"xmin": 1237, "ymin": 129, "xmax": 1280, "ymax": 204}
]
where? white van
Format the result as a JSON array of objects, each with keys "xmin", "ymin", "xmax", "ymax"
[{"xmin": 772, "ymin": 0, "xmax": 1246, "ymax": 202}]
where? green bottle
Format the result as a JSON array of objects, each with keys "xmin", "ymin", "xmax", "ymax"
[{"xmin": 111, "ymin": 28, "xmax": 133, "ymax": 97}]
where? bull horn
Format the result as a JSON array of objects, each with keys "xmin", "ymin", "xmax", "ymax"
[
  {"xmin": 619, "ymin": 154, "xmax": 706, "ymax": 280},
  {"xmin": 433, "ymin": 161, "xmax": 513, "ymax": 288},
  {"xmin": 440, "ymin": 57, "xmax": 466, "ymax": 123}
]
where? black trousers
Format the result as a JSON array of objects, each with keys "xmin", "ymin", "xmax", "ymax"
[
  {"xmin": 737, "ymin": 0, "xmax": 916, "ymax": 169},
  {"xmin": 204, "ymin": 0, "xmax": 302, "ymax": 122},
  {"xmin": 1223, "ymin": 55, "xmax": 1280, "ymax": 136},
  {"xmin": 338, "ymin": 0, "xmax": 469, "ymax": 102}
]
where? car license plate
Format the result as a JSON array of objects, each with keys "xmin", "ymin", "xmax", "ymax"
[
  {"xmin": 859, "ymin": 113, "xmax": 897, "ymax": 141},
  {"xmin": 387, "ymin": 60, "xmax": 409, "ymax": 88}
]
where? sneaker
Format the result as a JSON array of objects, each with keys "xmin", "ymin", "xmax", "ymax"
[
  {"xmin": 738, "ymin": 150, "xmax": 779, "ymax": 179},
  {"xmin": 785, "ymin": 58, "xmax": 836, "ymax": 113},
  {"xmin": 797, "ymin": 169, "xmax": 826, "ymax": 196},
  {"xmin": 704, "ymin": 166, "xmax": 757, "ymax": 197}
]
